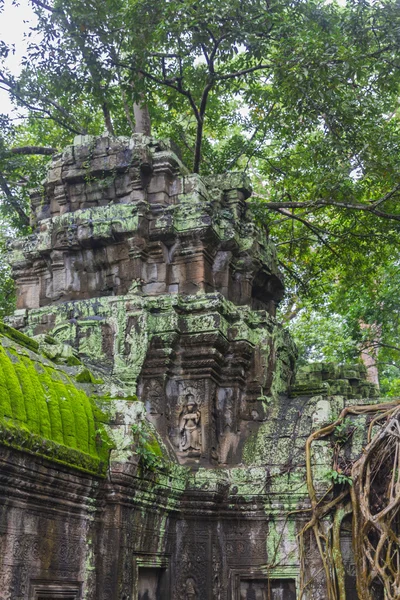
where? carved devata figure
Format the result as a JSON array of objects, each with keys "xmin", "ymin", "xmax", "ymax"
[
  {"xmin": 179, "ymin": 393, "xmax": 201, "ymax": 453},
  {"xmin": 184, "ymin": 576, "xmax": 198, "ymax": 600}
]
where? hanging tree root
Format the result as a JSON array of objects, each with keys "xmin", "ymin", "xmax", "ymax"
[{"xmin": 298, "ymin": 399, "xmax": 400, "ymax": 600}]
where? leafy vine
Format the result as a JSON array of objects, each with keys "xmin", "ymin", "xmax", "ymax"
[{"xmin": 131, "ymin": 422, "xmax": 165, "ymax": 472}]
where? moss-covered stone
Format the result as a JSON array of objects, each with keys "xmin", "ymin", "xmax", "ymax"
[
  {"xmin": 0, "ymin": 322, "xmax": 39, "ymax": 352},
  {"xmin": 0, "ymin": 322, "xmax": 113, "ymax": 475},
  {"xmin": 292, "ymin": 361, "xmax": 380, "ymax": 398}
]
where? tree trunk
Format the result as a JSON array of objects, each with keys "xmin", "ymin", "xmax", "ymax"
[
  {"xmin": 133, "ymin": 102, "xmax": 151, "ymax": 136},
  {"xmin": 193, "ymin": 116, "xmax": 204, "ymax": 174},
  {"xmin": 359, "ymin": 321, "xmax": 380, "ymax": 387},
  {"xmin": 102, "ymin": 102, "xmax": 115, "ymax": 137}
]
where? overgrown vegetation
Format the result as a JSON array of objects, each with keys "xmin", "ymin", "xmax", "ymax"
[
  {"xmin": 131, "ymin": 422, "xmax": 165, "ymax": 473},
  {"xmin": 300, "ymin": 400, "xmax": 400, "ymax": 599}
]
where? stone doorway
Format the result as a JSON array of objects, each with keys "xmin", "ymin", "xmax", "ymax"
[{"xmin": 134, "ymin": 554, "xmax": 170, "ymax": 600}]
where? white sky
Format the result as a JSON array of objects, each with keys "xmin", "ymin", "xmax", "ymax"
[{"xmin": 0, "ymin": 0, "xmax": 37, "ymax": 116}]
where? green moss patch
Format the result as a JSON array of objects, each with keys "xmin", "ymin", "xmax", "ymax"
[
  {"xmin": 0, "ymin": 322, "xmax": 39, "ymax": 352},
  {"xmin": 0, "ymin": 323, "xmax": 113, "ymax": 475},
  {"xmin": 0, "ymin": 420, "xmax": 108, "ymax": 476}
]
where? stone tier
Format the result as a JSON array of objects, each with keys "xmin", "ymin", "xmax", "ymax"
[
  {"xmin": 291, "ymin": 361, "xmax": 379, "ymax": 399},
  {"xmin": 8, "ymin": 292, "xmax": 296, "ymax": 467},
  {"xmin": 9, "ymin": 134, "xmax": 283, "ymax": 313}
]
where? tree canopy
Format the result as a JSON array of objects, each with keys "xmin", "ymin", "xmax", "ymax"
[{"xmin": 1, "ymin": 0, "xmax": 400, "ymax": 388}]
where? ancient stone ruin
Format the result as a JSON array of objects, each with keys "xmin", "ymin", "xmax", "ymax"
[{"xmin": 1, "ymin": 134, "xmax": 381, "ymax": 599}]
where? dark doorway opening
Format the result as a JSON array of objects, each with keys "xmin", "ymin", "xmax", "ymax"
[{"xmin": 137, "ymin": 567, "xmax": 167, "ymax": 600}]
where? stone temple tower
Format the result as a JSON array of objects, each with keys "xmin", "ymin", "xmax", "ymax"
[
  {"xmin": 3, "ymin": 134, "xmax": 378, "ymax": 599},
  {"xmin": 9, "ymin": 133, "xmax": 295, "ymax": 468}
]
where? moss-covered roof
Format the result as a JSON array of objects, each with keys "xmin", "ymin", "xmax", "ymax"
[{"xmin": 0, "ymin": 322, "xmax": 112, "ymax": 475}]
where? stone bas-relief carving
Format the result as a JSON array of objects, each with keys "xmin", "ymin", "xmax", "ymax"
[
  {"xmin": 143, "ymin": 379, "xmax": 164, "ymax": 415},
  {"xmin": 184, "ymin": 577, "xmax": 198, "ymax": 600},
  {"xmin": 1, "ymin": 134, "xmax": 381, "ymax": 600},
  {"xmin": 179, "ymin": 394, "xmax": 201, "ymax": 453},
  {"xmin": 312, "ymin": 398, "xmax": 332, "ymax": 427}
]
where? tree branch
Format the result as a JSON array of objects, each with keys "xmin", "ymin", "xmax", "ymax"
[
  {"xmin": 0, "ymin": 80, "xmax": 85, "ymax": 135},
  {"xmin": 371, "ymin": 183, "xmax": 400, "ymax": 209},
  {"xmin": 270, "ymin": 205, "xmax": 340, "ymax": 257},
  {"xmin": 209, "ymin": 34, "xmax": 227, "ymax": 67},
  {"xmin": 278, "ymin": 260, "xmax": 308, "ymax": 290},
  {"xmin": 365, "ymin": 342, "xmax": 400, "ymax": 354},
  {"xmin": 29, "ymin": 0, "xmax": 56, "ymax": 13},
  {"xmin": 253, "ymin": 185, "xmax": 400, "ymax": 223},
  {"xmin": 11, "ymin": 146, "xmax": 57, "ymax": 156},
  {"xmin": 216, "ymin": 63, "xmax": 271, "ymax": 81},
  {"xmin": 0, "ymin": 172, "xmax": 30, "ymax": 226},
  {"xmin": 137, "ymin": 67, "xmax": 200, "ymax": 122},
  {"xmin": 193, "ymin": 80, "xmax": 214, "ymax": 173}
]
